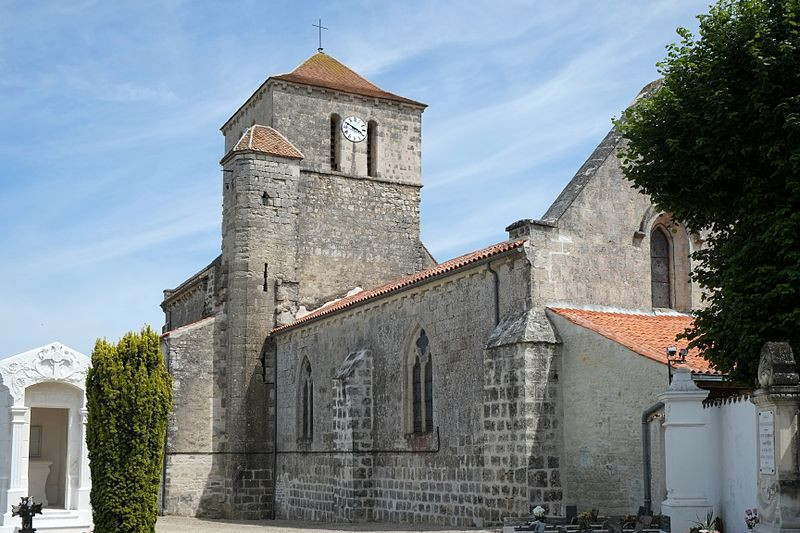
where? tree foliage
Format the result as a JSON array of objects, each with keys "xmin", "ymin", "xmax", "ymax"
[
  {"xmin": 617, "ymin": 0, "xmax": 800, "ymax": 384},
  {"xmin": 86, "ymin": 326, "xmax": 172, "ymax": 533}
]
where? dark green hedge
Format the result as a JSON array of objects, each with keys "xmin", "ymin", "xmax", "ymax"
[{"xmin": 86, "ymin": 326, "xmax": 172, "ymax": 533}]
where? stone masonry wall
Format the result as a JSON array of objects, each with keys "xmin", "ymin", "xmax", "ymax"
[
  {"xmin": 547, "ymin": 310, "xmax": 667, "ymax": 514},
  {"xmin": 272, "ymin": 251, "xmax": 531, "ymax": 527},
  {"xmin": 217, "ymin": 152, "xmax": 302, "ymax": 518},
  {"xmin": 161, "ymin": 317, "xmax": 228, "ymax": 517},
  {"xmin": 512, "ymin": 128, "xmax": 703, "ymax": 312},
  {"xmin": 482, "ymin": 310, "xmax": 563, "ymax": 523},
  {"xmin": 222, "ymin": 83, "xmax": 424, "ymax": 187},
  {"xmin": 296, "ymin": 171, "xmax": 427, "ymax": 308},
  {"xmin": 162, "ymin": 260, "xmax": 218, "ymax": 331}
]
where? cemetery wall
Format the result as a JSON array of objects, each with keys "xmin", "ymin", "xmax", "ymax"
[
  {"xmin": 547, "ymin": 310, "xmax": 667, "ymax": 515},
  {"xmin": 704, "ymin": 397, "xmax": 757, "ymax": 533},
  {"xmin": 272, "ymin": 250, "xmax": 538, "ymax": 527}
]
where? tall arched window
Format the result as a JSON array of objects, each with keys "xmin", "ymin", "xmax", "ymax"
[
  {"xmin": 299, "ymin": 357, "xmax": 313, "ymax": 441},
  {"xmin": 651, "ymin": 226, "xmax": 672, "ymax": 308},
  {"xmin": 408, "ymin": 329, "xmax": 433, "ymax": 434},
  {"xmin": 367, "ymin": 120, "xmax": 377, "ymax": 177},
  {"xmin": 330, "ymin": 114, "xmax": 341, "ymax": 172}
]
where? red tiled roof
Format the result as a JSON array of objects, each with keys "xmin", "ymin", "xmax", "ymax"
[
  {"xmin": 273, "ymin": 239, "xmax": 527, "ymax": 334},
  {"xmin": 548, "ymin": 307, "xmax": 718, "ymax": 375},
  {"xmin": 272, "ymin": 52, "xmax": 426, "ymax": 107},
  {"xmin": 221, "ymin": 125, "xmax": 303, "ymax": 162}
]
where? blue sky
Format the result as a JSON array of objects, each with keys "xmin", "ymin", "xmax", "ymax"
[{"xmin": 0, "ymin": 1, "xmax": 704, "ymax": 357}]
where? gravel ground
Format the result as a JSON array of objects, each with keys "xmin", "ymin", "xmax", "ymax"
[{"xmin": 156, "ymin": 516, "xmax": 490, "ymax": 533}]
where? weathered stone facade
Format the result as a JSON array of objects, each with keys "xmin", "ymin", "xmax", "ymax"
[{"xmin": 161, "ymin": 51, "xmax": 696, "ymax": 525}]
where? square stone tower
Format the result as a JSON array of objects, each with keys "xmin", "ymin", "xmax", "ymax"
[{"xmin": 161, "ymin": 51, "xmax": 432, "ymax": 520}]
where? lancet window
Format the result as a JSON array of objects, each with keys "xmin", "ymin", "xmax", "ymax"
[
  {"xmin": 408, "ymin": 329, "xmax": 433, "ymax": 434},
  {"xmin": 299, "ymin": 357, "xmax": 314, "ymax": 441}
]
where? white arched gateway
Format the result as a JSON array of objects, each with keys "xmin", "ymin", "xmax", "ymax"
[{"xmin": 0, "ymin": 343, "xmax": 92, "ymax": 533}]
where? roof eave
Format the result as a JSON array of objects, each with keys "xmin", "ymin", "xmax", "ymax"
[
  {"xmin": 220, "ymin": 148, "xmax": 303, "ymax": 166},
  {"xmin": 271, "ymin": 243, "xmax": 524, "ymax": 335},
  {"xmin": 220, "ymin": 75, "xmax": 427, "ymax": 132}
]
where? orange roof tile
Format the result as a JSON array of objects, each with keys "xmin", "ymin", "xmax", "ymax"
[
  {"xmin": 272, "ymin": 52, "xmax": 425, "ymax": 107},
  {"xmin": 273, "ymin": 239, "xmax": 527, "ymax": 334},
  {"xmin": 222, "ymin": 125, "xmax": 303, "ymax": 162},
  {"xmin": 548, "ymin": 307, "xmax": 718, "ymax": 375}
]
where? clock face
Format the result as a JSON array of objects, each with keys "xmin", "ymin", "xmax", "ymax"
[{"xmin": 342, "ymin": 116, "xmax": 367, "ymax": 143}]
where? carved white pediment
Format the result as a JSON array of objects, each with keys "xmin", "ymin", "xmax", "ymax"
[{"xmin": 0, "ymin": 342, "xmax": 90, "ymax": 402}]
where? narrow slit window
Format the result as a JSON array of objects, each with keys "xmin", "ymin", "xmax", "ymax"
[{"xmin": 263, "ymin": 263, "xmax": 268, "ymax": 292}]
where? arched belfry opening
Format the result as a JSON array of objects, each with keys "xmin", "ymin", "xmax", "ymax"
[
  {"xmin": 330, "ymin": 114, "xmax": 341, "ymax": 172},
  {"xmin": 367, "ymin": 120, "xmax": 377, "ymax": 177}
]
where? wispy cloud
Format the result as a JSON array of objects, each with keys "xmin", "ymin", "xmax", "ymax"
[{"xmin": 0, "ymin": 0, "xmax": 703, "ymax": 357}]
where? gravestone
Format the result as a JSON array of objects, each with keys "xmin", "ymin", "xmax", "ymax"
[
  {"xmin": 751, "ymin": 342, "xmax": 800, "ymax": 533},
  {"xmin": 634, "ymin": 514, "xmax": 654, "ymax": 533},
  {"xmin": 566, "ymin": 505, "xmax": 578, "ymax": 524},
  {"xmin": 605, "ymin": 516, "xmax": 623, "ymax": 533}
]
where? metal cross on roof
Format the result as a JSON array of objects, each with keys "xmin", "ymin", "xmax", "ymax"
[{"xmin": 313, "ymin": 18, "xmax": 328, "ymax": 52}]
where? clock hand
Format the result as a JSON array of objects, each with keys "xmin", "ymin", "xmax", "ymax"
[{"xmin": 346, "ymin": 122, "xmax": 364, "ymax": 136}]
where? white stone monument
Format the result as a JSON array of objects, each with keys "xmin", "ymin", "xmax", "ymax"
[
  {"xmin": 752, "ymin": 342, "xmax": 800, "ymax": 533},
  {"xmin": 659, "ymin": 365, "xmax": 714, "ymax": 533},
  {"xmin": 0, "ymin": 342, "xmax": 93, "ymax": 533}
]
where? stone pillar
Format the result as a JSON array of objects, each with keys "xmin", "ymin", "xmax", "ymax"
[
  {"xmin": 659, "ymin": 366, "xmax": 712, "ymax": 533},
  {"xmin": 751, "ymin": 342, "xmax": 800, "ymax": 533},
  {"xmin": 77, "ymin": 408, "xmax": 91, "ymax": 510},
  {"xmin": 6, "ymin": 406, "xmax": 29, "ymax": 513},
  {"xmin": 332, "ymin": 350, "xmax": 374, "ymax": 522}
]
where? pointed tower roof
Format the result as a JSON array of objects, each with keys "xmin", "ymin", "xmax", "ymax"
[
  {"xmin": 272, "ymin": 52, "xmax": 425, "ymax": 107},
  {"xmin": 222, "ymin": 52, "xmax": 426, "ymax": 131},
  {"xmin": 221, "ymin": 125, "xmax": 304, "ymax": 163}
]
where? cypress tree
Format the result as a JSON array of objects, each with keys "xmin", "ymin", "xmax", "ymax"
[{"xmin": 86, "ymin": 326, "xmax": 172, "ymax": 533}]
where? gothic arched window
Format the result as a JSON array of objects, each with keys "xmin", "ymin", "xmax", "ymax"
[
  {"xmin": 367, "ymin": 120, "xmax": 377, "ymax": 177},
  {"xmin": 651, "ymin": 226, "xmax": 672, "ymax": 308},
  {"xmin": 408, "ymin": 329, "xmax": 433, "ymax": 434},
  {"xmin": 299, "ymin": 357, "xmax": 314, "ymax": 441},
  {"xmin": 330, "ymin": 114, "xmax": 341, "ymax": 172}
]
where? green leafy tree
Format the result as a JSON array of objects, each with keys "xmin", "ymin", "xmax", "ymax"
[
  {"xmin": 86, "ymin": 326, "xmax": 172, "ymax": 533},
  {"xmin": 617, "ymin": 0, "xmax": 800, "ymax": 384}
]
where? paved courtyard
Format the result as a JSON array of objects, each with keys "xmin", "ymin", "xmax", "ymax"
[{"xmin": 156, "ymin": 516, "xmax": 487, "ymax": 533}]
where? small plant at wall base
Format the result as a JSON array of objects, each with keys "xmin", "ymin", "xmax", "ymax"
[
  {"xmin": 690, "ymin": 511, "xmax": 721, "ymax": 533},
  {"xmin": 86, "ymin": 326, "xmax": 172, "ymax": 533},
  {"xmin": 577, "ymin": 511, "xmax": 594, "ymax": 531}
]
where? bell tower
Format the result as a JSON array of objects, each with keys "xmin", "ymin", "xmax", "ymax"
[{"xmin": 212, "ymin": 51, "xmax": 431, "ymax": 518}]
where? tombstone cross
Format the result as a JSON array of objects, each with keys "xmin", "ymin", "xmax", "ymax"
[{"xmin": 12, "ymin": 496, "xmax": 43, "ymax": 533}]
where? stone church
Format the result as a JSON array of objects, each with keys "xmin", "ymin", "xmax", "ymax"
[{"xmin": 159, "ymin": 51, "xmax": 715, "ymax": 526}]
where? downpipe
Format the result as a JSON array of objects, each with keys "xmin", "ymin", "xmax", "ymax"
[{"xmin": 642, "ymin": 401, "xmax": 664, "ymax": 515}]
